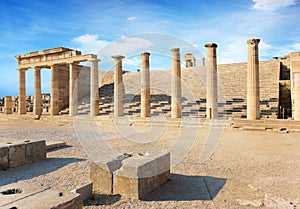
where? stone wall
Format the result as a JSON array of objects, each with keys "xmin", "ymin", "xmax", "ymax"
[{"xmin": 0, "ymin": 140, "xmax": 46, "ymax": 170}]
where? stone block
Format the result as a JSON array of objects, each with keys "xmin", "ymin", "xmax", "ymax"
[
  {"xmin": 71, "ymin": 182, "xmax": 93, "ymax": 201},
  {"xmin": 90, "ymin": 161, "xmax": 113, "ymax": 194},
  {"xmin": 24, "ymin": 140, "xmax": 46, "ymax": 164},
  {"xmin": 113, "ymin": 152, "xmax": 170, "ymax": 199},
  {"xmin": 90, "ymin": 153, "xmax": 130, "ymax": 194},
  {"xmin": 8, "ymin": 141, "xmax": 26, "ymax": 168},
  {"xmin": 0, "ymin": 144, "xmax": 9, "ymax": 170},
  {"xmin": 0, "ymin": 181, "xmax": 83, "ymax": 209}
]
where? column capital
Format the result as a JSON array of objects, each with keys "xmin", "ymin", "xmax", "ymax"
[
  {"xmin": 17, "ymin": 68, "xmax": 28, "ymax": 72},
  {"xmin": 247, "ymin": 39, "xmax": 260, "ymax": 45},
  {"xmin": 141, "ymin": 52, "xmax": 150, "ymax": 57},
  {"xmin": 33, "ymin": 66, "xmax": 42, "ymax": 70},
  {"xmin": 112, "ymin": 55, "xmax": 125, "ymax": 61},
  {"xmin": 170, "ymin": 48, "xmax": 180, "ymax": 53},
  {"xmin": 204, "ymin": 43, "xmax": 218, "ymax": 48},
  {"xmin": 88, "ymin": 58, "xmax": 101, "ymax": 62}
]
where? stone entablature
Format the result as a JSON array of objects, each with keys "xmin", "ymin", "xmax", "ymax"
[
  {"xmin": 15, "ymin": 47, "xmax": 95, "ymax": 69},
  {"xmin": 15, "ymin": 47, "xmax": 99, "ymax": 116}
]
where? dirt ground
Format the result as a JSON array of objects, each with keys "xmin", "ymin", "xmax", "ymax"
[{"xmin": 0, "ymin": 118, "xmax": 299, "ymax": 209}]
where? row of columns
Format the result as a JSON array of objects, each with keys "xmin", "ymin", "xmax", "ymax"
[
  {"xmin": 12, "ymin": 39, "xmax": 275, "ymax": 120},
  {"xmin": 110, "ymin": 40, "xmax": 260, "ymax": 120},
  {"xmin": 17, "ymin": 58, "xmax": 100, "ymax": 117}
]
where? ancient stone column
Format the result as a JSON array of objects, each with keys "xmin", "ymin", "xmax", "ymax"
[
  {"xmin": 112, "ymin": 55, "xmax": 125, "ymax": 117},
  {"xmin": 89, "ymin": 57, "xmax": 100, "ymax": 116},
  {"xmin": 247, "ymin": 39, "xmax": 260, "ymax": 120},
  {"xmin": 170, "ymin": 48, "xmax": 182, "ymax": 118},
  {"xmin": 205, "ymin": 43, "xmax": 218, "ymax": 119},
  {"xmin": 4, "ymin": 96, "xmax": 13, "ymax": 114},
  {"xmin": 141, "ymin": 52, "xmax": 151, "ymax": 117},
  {"xmin": 294, "ymin": 73, "xmax": 300, "ymax": 120},
  {"xmin": 18, "ymin": 69, "xmax": 26, "ymax": 114},
  {"xmin": 50, "ymin": 65, "xmax": 59, "ymax": 115},
  {"xmin": 69, "ymin": 62, "xmax": 78, "ymax": 116},
  {"xmin": 202, "ymin": 58, "xmax": 205, "ymax": 66},
  {"xmin": 33, "ymin": 67, "xmax": 42, "ymax": 115}
]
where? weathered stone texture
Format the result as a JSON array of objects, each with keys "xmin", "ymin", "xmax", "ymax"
[
  {"xmin": 0, "ymin": 144, "xmax": 9, "ymax": 170},
  {"xmin": 90, "ymin": 161, "xmax": 113, "ymax": 194},
  {"xmin": 90, "ymin": 152, "xmax": 170, "ymax": 199},
  {"xmin": 0, "ymin": 140, "xmax": 46, "ymax": 170},
  {"xmin": 8, "ymin": 142, "xmax": 26, "ymax": 168},
  {"xmin": 0, "ymin": 182, "xmax": 83, "ymax": 209},
  {"xmin": 24, "ymin": 140, "xmax": 46, "ymax": 164}
]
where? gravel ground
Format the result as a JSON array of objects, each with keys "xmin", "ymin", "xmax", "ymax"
[{"xmin": 0, "ymin": 118, "xmax": 299, "ymax": 209}]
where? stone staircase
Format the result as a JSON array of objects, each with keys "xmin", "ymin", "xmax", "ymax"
[{"xmin": 60, "ymin": 60, "xmax": 280, "ymax": 119}]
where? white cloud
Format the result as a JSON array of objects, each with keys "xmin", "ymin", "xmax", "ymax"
[
  {"xmin": 218, "ymin": 39, "xmax": 273, "ymax": 64},
  {"xmin": 72, "ymin": 34, "xmax": 110, "ymax": 54},
  {"xmin": 127, "ymin": 16, "xmax": 137, "ymax": 21},
  {"xmin": 123, "ymin": 57, "xmax": 141, "ymax": 67},
  {"xmin": 98, "ymin": 36, "xmax": 153, "ymax": 58},
  {"xmin": 252, "ymin": 0, "xmax": 296, "ymax": 11}
]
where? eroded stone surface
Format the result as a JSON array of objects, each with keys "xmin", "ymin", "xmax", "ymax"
[
  {"xmin": 25, "ymin": 139, "xmax": 46, "ymax": 163},
  {"xmin": 0, "ymin": 144, "xmax": 9, "ymax": 170},
  {"xmin": 90, "ymin": 152, "xmax": 170, "ymax": 199},
  {"xmin": 0, "ymin": 181, "xmax": 82, "ymax": 209},
  {"xmin": 8, "ymin": 141, "xmax": 26, "ymax": 168}
]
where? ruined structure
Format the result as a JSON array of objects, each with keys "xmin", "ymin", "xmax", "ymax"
[
  {"xmin": 184, "ymin": 53, "xmax": 196, "ymax": 67},
  {"xmin": 14, "ymin": 47, "xmax": 99, "ymax": 116},
  {"xmin": 0, "ymin": 39, "xmax": 297, "ymax": 120}
]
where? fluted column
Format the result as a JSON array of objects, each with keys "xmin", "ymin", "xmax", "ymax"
[
  {"xmin": 294, "ymin": 73, "xmax": 300, "ymax": 120},
  {"xmin": 170, "ymin": 48, "xmax": 182, "ymax": 118},
  {"xmin": 18, "ymin": 69, "xmax": 26, "ymax": 114},
  {"xmin": 205, "ymin": 43, "xmax": 218, "ymax": 119},
  {"xmin": 69, "ymin": 62, "xmax": 78, "ymax": 116},
  {"xmin": 33, "ymin": 67, "xmax": 42, "ymax": 115},
  {"xmin": 89, "ymin": 57, "xmax": 100, "ymax": 116},
  {"xmin": 247, "ymin": 39, "xmax": 260, "ymax": 120},
  {"xmin": 112, "ymin": 55, "xmax": 125, "ymax": 117},
  {"xmin": 4, "ymin": 96, "xmax": 12, "ymax": 114},
  {"xmin": 51, "ymin": 65, "xmax": 59, "ymax": 115},
  {"xmin": 141, "ymin": 52, "xmax": 151, "ymax": 117}
]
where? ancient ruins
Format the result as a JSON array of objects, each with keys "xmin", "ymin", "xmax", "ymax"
[
  {"xmin": 1, "ymin": 39, "xmax": 299, "ymax": 121},
  {"xmin": 1, "ymin": 38, "xmax": 300, "ymax": 208}
]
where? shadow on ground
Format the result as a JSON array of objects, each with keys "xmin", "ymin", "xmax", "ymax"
[
  {"xmin": 143, "ymin": 173, "xmax": 226, "ymax": 201},
  {"xmin": 0, "ymin": 157, "xmax": 85, "ymax": 187},
  {"xmin": 84, "ymin": 194, "xmax": 122, "ymax": 206}
]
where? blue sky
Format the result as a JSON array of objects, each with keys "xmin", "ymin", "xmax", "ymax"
[{"xmin": 0, "ymin": 0, "xmax": 299, "ymax": 97}]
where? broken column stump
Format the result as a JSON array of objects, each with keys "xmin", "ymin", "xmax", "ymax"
[{"xmin": 90, "ymin": 152, "xmax": 170, "ymax": 199}]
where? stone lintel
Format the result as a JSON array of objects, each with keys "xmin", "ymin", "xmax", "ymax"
[
  {"xmin": 17, "ymin": 54, "xmax": 96, "ymax": 69},
  {"xmin": 15, "ymin": 47, "xmax": 79, "ymax": 59},
  {"xmin": 247, "ymin": 38, "xmax": 260, "ymax": 45},
  {"xmin": 204, "ymin": 43, "xmax": 218, "ymax": 48},
  {"xmin": 112, "ymin": 55, "xmax": 125, "ymax": 60}
]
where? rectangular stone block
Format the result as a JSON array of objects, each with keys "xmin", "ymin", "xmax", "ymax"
[
  {"xmin": 0, "ymin": 144, "xmax": 9, "ymax": 170},
  {"xmin": 8, "ymin": 142, "xmax": 26, "ymax": 168},
  {"xmin": 24, "ymin": 140, "xmax": 46, "ymax": 164},
  {"xmin": 113, "ymin": 152, "xmax": 170, "ymax": 199},
  {"xmin": 90, "ymin": 161, "xmax": 113, "ymax": 194}
]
